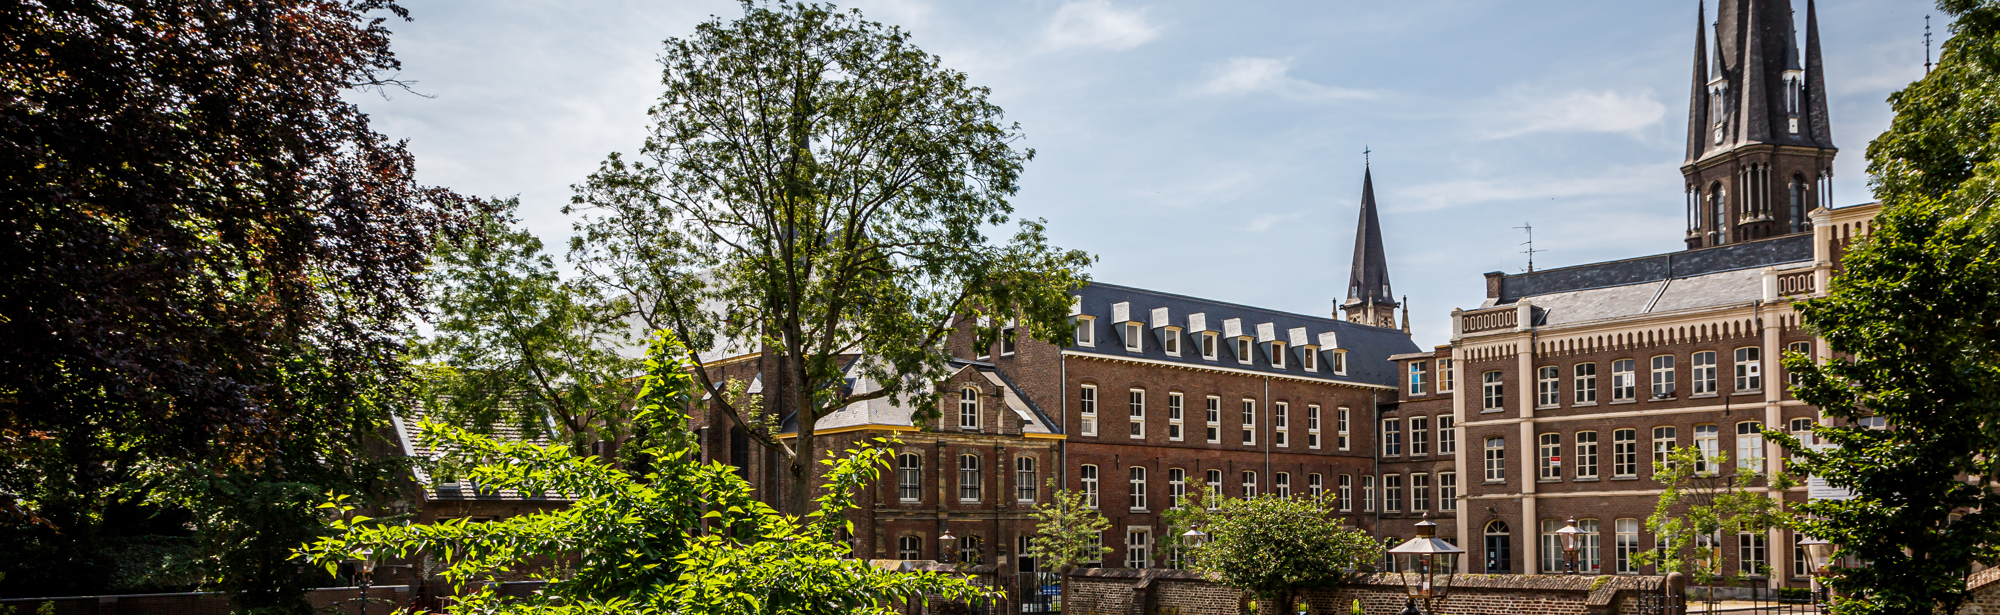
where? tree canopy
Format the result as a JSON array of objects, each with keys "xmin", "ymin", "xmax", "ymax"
[
  {"xmin": 567, "ymin": 1, "xmax": 1091, "ymax": 514},
  {"xmin": 1173, "ymin": 492, "xmax": 1382, "ymax": 614},
  {"xmin": 0, "ymin": 0, "xmax": 471, "ymax": 607}
]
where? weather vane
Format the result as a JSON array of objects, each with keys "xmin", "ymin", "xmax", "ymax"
[{"xmin": 1516, "ymin": 222, "xmax": 1543, "ymax": 273}]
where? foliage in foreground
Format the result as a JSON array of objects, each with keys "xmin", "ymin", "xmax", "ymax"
[
  {"xmin": 1775, "ymin": 3, "xmax": 2000, "ymax": 615},
  {"xmin": 1022, "ymin": 481, "xmax": 1110, "ymax": 610},
  {"xmin": 1170, "ymin": 491, "xmax": 1382, "ymax": 614},
  {"xmin": 299, "ymin": 331, "xmax": 999, "ymax": 614},
  {"xmin": 1632, "ymin": 445, "xmax": 1793, "ymax": 587}
]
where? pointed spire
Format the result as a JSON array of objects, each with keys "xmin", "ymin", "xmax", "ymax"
[
  {"xmin": 1400, "ymin": 297, "xmax": 1412, "ymax": 334},
  {"xmin": 1344, "ymin": 164, "xmax": 1397, "ymax": 326},
  {"xmin": 1738, "ymin": 0, "xmax": 1772, "ymax": 144},
  {"xmin": 1803, "ymin": 0, "xmax": 1834, "ymax": 146},
  {"xmin": 1687, "ymin": 0, "xmax": 1711, "ymax": 164}
]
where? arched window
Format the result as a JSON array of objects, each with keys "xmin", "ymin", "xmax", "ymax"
[
  {"xmin": 959, "ymin": 386, "xmax": 979, "ymax": 431},
  {"xmin": 1789, "ymin": 175, "xmax": 1807, "ymax": 233},
  {"xmin": 1710, "ymin": 184, "xmax": 1728, "ymax": 244},
  {"xmin": 1485, "ymin": 520, "xmax": 1514, "ymax": 574},
  {"xmin": 898, "ymin": 535, "xmax": 923, "ymax": 560},
  {"xmin": 897, "ymin": 453, "xmax": 921, "ymax": 503},
  {"xmin": 958, "ymin": 454, "xmax": 982, "ymax": 502}
]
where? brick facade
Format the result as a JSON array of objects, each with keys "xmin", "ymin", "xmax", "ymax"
[{"xmin": 1064, "ymin": 569, "xmax": 1662, "ymax": 615}]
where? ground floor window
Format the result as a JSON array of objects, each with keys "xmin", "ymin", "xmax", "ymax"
[
  {"xmin": 1126, "ymin": 528, "xmax": 1151, "ymax": 569},
  {"xmin": 899, "ymin": 535, "xmax": 922, "ymax": 560}
]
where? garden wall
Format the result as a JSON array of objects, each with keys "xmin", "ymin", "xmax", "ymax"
[{"xmin": 1065, "ymin": 569, "xmax": 1665, "ymax": 615}]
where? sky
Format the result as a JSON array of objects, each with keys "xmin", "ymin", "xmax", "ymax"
[{"xmin": 360, "ymin": 0, "xmax": 1937, "ymax": 347}]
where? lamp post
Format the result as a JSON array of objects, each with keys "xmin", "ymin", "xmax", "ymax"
[
  {"xmin": 1386, "ymin": 515, "xmax": 1465, "ymax": 615},
  {"xmin": 939, "ymin": 529, "xmax": 958, "ymax": 565},
  {"xmin": 1555, "ymin": 517, "xmax": 1583, "ymax": 575},
  {"xmin": 351, "ymin": 548, "xmax": 376, "ymax": 615},
  {"xmin": 1799, "ymin": 535, "xmax": 1833, "ymax": 608},
  {"xmin": 1181, "ymin": 527, "xmax": 1207, "ymax": 570}
]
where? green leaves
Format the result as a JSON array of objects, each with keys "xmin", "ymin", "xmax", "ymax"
[
  {"xmin": 1172, "ymin": 491, "xmax": 1382, "ymax": 611},
  {"xmin": 1023, "ymin": 481, "xmax": 1112, "ymax": 573},
  {"xmin": 297, "ymin": 330, "xmax": 999, "ymax": 615},
  {"xmin": 1633, "ymin": 445, "xmax": 1792, "ymax": 586}
]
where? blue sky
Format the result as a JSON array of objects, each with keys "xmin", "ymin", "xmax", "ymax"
[{"xmin": 363, "ymin": 0, "xmax": 1934, "ymax": 347}]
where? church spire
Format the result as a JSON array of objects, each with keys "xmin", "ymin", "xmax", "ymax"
[
  {"xmin": 1685, "ymin": 0, "xmax": 1710, "ymax": 165},
  {"xmin": 1342, "ymin": 164, "xmax": 1398, "ymax": 328}
]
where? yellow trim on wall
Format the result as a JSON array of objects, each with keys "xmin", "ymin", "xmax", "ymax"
[{"xmin": 776, "ymin": 424, "xmax": 922, "ymax": 439}]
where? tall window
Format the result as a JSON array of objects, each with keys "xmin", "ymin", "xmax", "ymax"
[
  {"xmin": 1736, "ymin": 421, "xmax": 1765, "ymax": 471},
  {"xmin": 1016, "ymin": 457, "xmax": 1037, "ymax": 503},
  {"xmin": 1440, "ymin": 359, "xmax": 1455, "ymax": 392},
  {"xmin": 1575, "ymin": 431, "xmax": 1599, "ymax": 479},
  {"xmin": 1124, "ymin": 322, "xmax": 1142, "ymax": 352},
  {"xmin": 1273, "ymin": 402, "xmax": 1289, "ymax": 447},
  {"xmin": 1438, "ymin": 415, "xmax": 1456, "ymax": 454},
  {"xmin": 1205, "ymin": 470, "xmax": 1222, "ymax": 509},
  {"xmin": 1382, "ymin": 419, "xmax": 1402, "ymax": 456},
  {"xmin": 1079, "ymin": 385, "xmax": 1098, "ymax": 437},
  {"xmin": 1653, "ymin": 427, "xmax": 1678, "ymax": 471},
  {"xmin": 1613, "ymin": 429, "xmax": 1638, "ymax": 478},
  {"xmin": 1302, "ymin": 346, "xmax": 1317, "ymax": 371},
  {"xmin": 1362, "ymin": 475, "xmax": 1375, "ymax": 511},
  {"xmin": 1080, "ymin": 464, "xmax": 1099, "ymax": 509},
  {"xmin": 1163, "ymin": 328, "xmax": 1180, "ymax": 356},
  {"xmin": 1439, "ymin": 472, "xmax": 1458, "ymax": 511},
  {"xmin": 1410, "ymin": 416, "xmax": 1429, "ymax": 456},
  {"xmin": 1338, "ymin": 474, "xmax": 1354, "ymax": 512},
  {"xmin": 1242, "ymin": 471, "xmax": 1258, "ymax": 498},
  {"xmin": 1205, "ymin": 396, "xmax": 1222, "ymax": 443},
  {"xmin": 1411, "ymin": 473, "xmax": 1430, "ymax": 511},
  {"xmin": 897, "ymin": 453, "xmax": 922, "ymax": 502},
  {"xmin": 1787, "ymin": 341, "xmax": 1813, "ymax": 387},
  {"xmin": 1739, "ymin": 532, "xmax": 1768, "ymax": 575},
  {"xmin": 1128, "ymin": 389, "xmax": 1146, "ymax": 439},
  {"xmin": 1573, "ymin": 363, "xmax": 1598, "ymax": 404},
  {"xmin": 1537, "ymin": 366, "xmax": 1560, "ymax": 407},
  {"xmin": 1201, "ymin": 331, "xmax": 1218, "ymax": 360},
  {"xmin": 1735, "ymin": 347, "xmax": 1763, "ymax": 391},
  {"xmin": 964, "ymin": 533, "xmax": 990, "ymax": 565},
  {"xmin": 1484, "ymin": 437, "xmax": 1506, "ymax": 481},
  {"xmin": 1540, "ymin": 519, "xmax": 1565, "ymax": 574},
  {"xmin": 1612, "ymin": 359, "xmax": 1636, "ymax": 401},
  {"xmin": 1237, "ymin": 338, "xmax": 1252, "ymax": 365},
  {"xmin": 1538, "ymin": 433, "xmax": 1562, "ymax": 480},
  {"xmin": 1308, "ymin": 473, "xmax": 1324, "ymax": 498},
  {"xmin": 899, "ymin": 535, "xmax": 922, "ymax": 560},
  {"xmin": 1409, "ymin": 361, "xmax": 1427, "ymax": 395},
  {"xmin": 958, "ymin": 454, "xmax": 982, "ymax": 502},
  {"xmin": 1167, "ymin": 393, "xmax": 1185, "ymax": 441},
  {"xmin": 1002, "ymin": 327, "xmax": 1017, "ymax": 356},
  {"xmin": 1692, "ymin": 351, "xmax": 1718, "ymax": 395},
  {"xmin": 1240, "ymin": 399, "xmax": 1257, "ymax": 446},
  {"xmin": 1168, "ymin": 468, "xmax": 1186, "ymax": 507},
  {"xmin": 1126, "ymin": 529, "xmax": 1151, "ymax": 569},
  {"xmin": 1337, "ymin": 407, "xmax": 1351, "ymax": 450},
  {"xmin": 1578, "ymin": 519, "xmax": 1602, "ymax": 574},
  {"xmin": 959, "ymin": 386, "xmax": 980, "ymax": 430},
  {"xmin": 1021, "ymin": 535, "xmax": 1038, "ymax": 573},
  {"xmin": 1308, "ymin": 405, "xmax": 1322, "ymax": 449},
  {"xmin": 1650, "ymin": 355, "xmax": 1676, "ymax": 399},
  {"xmin": 1615, "ymin": 518, "xmax": 1641, "ymax": 574},
  {"xmin": 1482, "ymin": 371, "xmax": 1505, "ymax": 410},
  {"xmin": 1271, "ymin": 341, "xmax": 1287, "ymax": 368},
  {"xmin": 1383, "ymin": 474, "xmax": 1402, "ymax": 513},
  {"xmin": 1694, "ymin": 424, "xmax": 1720, "ymax": 475},
  {"xmin": 1793, "ymin": 534, "xmax": 1810, "ymax": 578},
  {"xmin": 1129, "ymin": 467, "xmax": 1148, "ymax": 510},
  {"xmin": 1274, "ymin": 472, "xmax": 1291, "ymax": 498}
]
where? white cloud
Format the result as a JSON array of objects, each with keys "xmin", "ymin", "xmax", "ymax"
[
  {"xmin": 1042, "ymin": 0, "xmax": 1160, "ymax": 51},
  {"xmin": 1189, "ymin": 57, "xmax": 1376, "ymax": 101},
  {"xmin": 1395, "ymin": 165, "xmax": 1677, "ymax": 213},
  {"xmin": 1482, "ymin": 87, "xmax": 1666, "ymax": 139}
]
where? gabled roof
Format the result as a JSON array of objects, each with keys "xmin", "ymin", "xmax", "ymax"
[
  {"xmin": 1074, "ymin": 282, "xmax": 1415, "ymax": 389},
  {"xmin": 391, "ymin": 407, "xmax": 572, "ymax": 503},
  {"xmin": 787, "ymin": 358, "xmax": 1061, "ymax": 436}
]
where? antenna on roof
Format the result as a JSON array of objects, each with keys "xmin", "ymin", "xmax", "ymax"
[
  {"xmin": 1516, "ymin": 221, "xmax": 1543, "ymax": 273},
  {"xmin": 1925, "ymin": 15, "xmax": 1934, "ymax": 75}
]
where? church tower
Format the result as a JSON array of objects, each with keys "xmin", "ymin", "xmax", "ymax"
[
  {"xmin": 1682, "ymin": 0, "xmax": 1838, "ymax": 249},
  {"xmin": 1342, "ymin": 165, "xmax": 1400, "ymax": 329}
]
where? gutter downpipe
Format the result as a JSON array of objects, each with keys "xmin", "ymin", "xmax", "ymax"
[{"xmin": 1264, "ymin": 376, "xmax": 1272, "ymax": 482}]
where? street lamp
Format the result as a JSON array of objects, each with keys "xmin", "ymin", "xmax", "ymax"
[
  {"xmin": 350, "ymin": 548, "xmax": 377, "ymax": 615},
  {"xmin": 1555, "ymin": 518, "xmax": 1583, "ymax": 575},
  {"xmin": 938, "ymin": 529, "xmax": 958, "ymax": 565},
  {"xmin": 1386, "ymin": 515, "xmax": 1465, "ymax": 615},
  {"xmin": 1799, "ymin": 535, "xmax": 1834, "ymax": 607}
]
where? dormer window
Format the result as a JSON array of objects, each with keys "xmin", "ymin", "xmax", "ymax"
[
  {"xmin": 1331, "ymin": 350, "xmax": 1348, "ymax": 375},
  {"xmin": 1301, "ymin": 346, "xmax": 1318, "ymax": 372},
  {"xmin": 1162, "ymin": 326, "xmax": 1183, "ymax": 357},
  {"xmin": 1236, "ymin": 338, "xmax": 1252, "ymax": 365},
  {"xmin": 1124, "ymin": 322, "xmax": 1142, "ymax": 352},
  {"xmin": 1270, "ymin": 341, "xmax": 1287, "ymax": 369},
  {"xmin": 1074, "ymin": 316, "xmax": 1095, "ymax": 347},
  {"xmin": 1201, "ymin": 332, "xmax": 1218, "ymax": 360},
  {"xmin": 1001, "ymin": 326, "xmax": 1017, "ymax": 356}
]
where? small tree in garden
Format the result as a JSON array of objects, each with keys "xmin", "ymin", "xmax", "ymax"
[
  {"xmin": 1183, "ymin": 493, "xmax": 1383, "ymax": 615},
  {"xmin": 297, "ymin": 331, "xmax": 999, "ymax": 615},
  {"xmin": 1633, "ymin": 445, "xmax": 1794, "ymax": 595},
  {"xmin": 1023, "ymin": 482, "xmax": 1111, "ymax": 610}
]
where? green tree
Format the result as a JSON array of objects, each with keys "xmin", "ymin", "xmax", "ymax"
[
  {"xmin": 417, "ymin": 198, "xmax": 642, "ymax": 456},
  {"xmin": 566, "ymin": 1, "xmax": 1092, "ymax": 514},
  {"xmin": 1022, "ymin": 482, "xmax": 1110, "ymax": 610},
  {"xmin": 1775, "ymin": 3, "xmax": 2000, "ymax": 615},
  {"xmin": 300, "ymin": 330, "xmax": 998, "ymax": 615},
  {"xmin": 0, "ymin": 0, "xmax": 472, "ymax": 608},
  {"xmin": 1632, "ymin": 446, "xmax": 1794, "ymax": 592},
  {"xmin": 1180, "ymin": 493, "xmax": 1381, "ymax": 615}
]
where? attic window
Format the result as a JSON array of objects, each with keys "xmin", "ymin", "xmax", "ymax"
[
  {"xmin": 1332, "ymin": 350, "xmax": 1348, "ymax": 375},
  {"xmin": 1301, "ymin": 347, "xmax": 1318, "ymax": 372},
  {"xmin": 1124, "ymin": 322, "xmax": 1142, "ymax": 352},
  {"xmin": 1271, "ymin": 341, "xmax": 1287, "ymax": 368},
  {"xmin": 1201, "ymin": 332, "xmax": 1218, "ymax": 361},
  {"xmin": 1163, "ymin": 327, "xmax": 1182, "ymax": 357},
  {"xmin": 1236, "ymin": 338, "xmax": 1252, "ymax": 365},
  {"xmin": 1074, "ymin": 316, "xmax": 1095, "ymax": 347}
]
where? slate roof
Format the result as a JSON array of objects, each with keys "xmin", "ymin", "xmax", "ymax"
[
  {"xmin": 1346, "ymin": 166, "xmax": 1397, "ymax": 308},
  {"xmin": 1073, "ymin": 282, "xmax": 1417, "ymax": 389},
  {"xmin": 1478, "ymin": 233, "xmax": 1813, "ymax": 328},
  {"xmin": 796, "ymin": 358, "xmax": 1060, "ymax": 435},
  {"xmin": 392, "ymin": 407, "xmax": 571, "ymax": 503}
]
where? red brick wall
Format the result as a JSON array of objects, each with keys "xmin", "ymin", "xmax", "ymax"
[{"xmin": 1066, "ymin": 569, "xmax": 1663, "ymax": 615}]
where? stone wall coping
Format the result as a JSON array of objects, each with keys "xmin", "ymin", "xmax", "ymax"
[{"xmin": 1969, "ymin": 566, "xmax": 2000, "ymax": 593}]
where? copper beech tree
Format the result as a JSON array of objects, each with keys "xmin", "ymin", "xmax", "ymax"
[{"xmin": 567, "ymin": 1, "xmax": 1091, "ymax": 514}]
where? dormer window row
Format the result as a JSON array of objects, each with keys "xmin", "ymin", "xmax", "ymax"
[{"xmin": 1068, "ymin": 296, "xmax": 1351, "ymax": 375}]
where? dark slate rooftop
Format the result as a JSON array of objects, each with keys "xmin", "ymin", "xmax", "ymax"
[
  {"xmin": 392, "ymin": 407, "xmax": 571, "ymax": 503},
  {"xmin": 1072, "ymin": 282, "xmax": 1417, "ymax": 389},
  {"xmin": 1492, "ymin": 233, "xmax": 1812, "ymax": 304}
]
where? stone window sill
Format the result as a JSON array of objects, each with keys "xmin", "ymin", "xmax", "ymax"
[
  {"xmin": 1690, "ymin": 393, "xmax": 1718, "ymax": 399},
  {"xmin": 1611, "ymin": 476, "xmax": 1639, "ymax": 481},
  {"xmin": 1575, "ymin": 477, "xmax": 1600, "ymax": 482},
  {"xmin": 1574, "ymin": 402, "xmax": 1598, "ymax": 408},
  {"xmin": 1537, "ymin": 478, "xmax": 1561, "ymax": 484},
  {"xmin": 1734, "ymin": 390, "xmax": 1765, "ymax": 396},
  {"xmin": 1610, "ymin": 399, "xmax": 1636, "ymax": 405}
]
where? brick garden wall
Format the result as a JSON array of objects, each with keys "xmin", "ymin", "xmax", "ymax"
[
  {"xmin": 1066, "ymin": 569, "xmax": 1664, "ymax": 615},
  {"xmin": 0, "ymin": 586, "xmax": 408, "ymax": 615}
]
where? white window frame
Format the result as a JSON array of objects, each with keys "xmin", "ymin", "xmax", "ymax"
[
  {"xmin": 1338, "ymin": 474, "xmax": 1353, "ymax": 511},
  {"xmin": 1204, "ymin": 470, "xmax": 1222, "ymax": 509},
  {"xmin": 1124, "ymin": 322, "xmax": 1143, "ymax": 352},
  {"xmin": 1694, "ymin": 423, "xmax": 1720, "ymax": 475},
  {"xmin": 1383, "ymin": 474, "xmax": 1402, "ymax": 513},
  {"xmin": 1613, "ymin": 428, "xmax": 1638, "ymax": 478},
  {"xmin": 1274, "ymin": 472, "xmax": 1291, "ymax": 498},
  {"xmin": 1167, "ymin": 392, "xmax": 1184, "ymax": 442},
  {"xmin": 1079, "ymin": 384, "xmax": 1098, "ymax": 437},
  {"xmin": 1484, "ymin": 437, "xmax": 1506, "ymax": 482},
  {"xmin": 1615, "ymin": 518, "xmax": 1641, "ymax": 574},
  {"xmin": 1738, "ymin": 532, "xmax": 1767, "ymax": 575},
  {"xmin": 1126, "ymin": 527, "xmax": 1152, "ymax": 569},
  {"xmin": 1167, "ymin": 468, "xmax": 1186, "ymax": 508},
  {"xmin": 1382, "ymin": 418, "xmax": 1401, "ymax": 456},
  {"xmin": 1302, "ymin": 347, "xmax": 1318, "ymax": 371},
  {"xmin": 898, "ymin": 535, "xmax": 923, "ymax": 560},
  {"xmin": 1440, "ymin": 359, "xmax": 1454, "ymax": 392},
  {"xmin": 1439, "ymin": 472, "xmax": 1457, "ymax": 511},
  {"xmin": 1612, "ymin": 359, "xmax": 1636, "ymax": 402},
  {"xmin": 1129, "ymin": 466, "xmax": 1148, "ymax": 511},
  {"xmin": 1080, "ymin": 464, "xmax": 1100, "ymax": 509},
  {"xmin": 1482, "ymin": 371, "xmax": 1505, "ymax": 410},
  {"xmin": 898, "ymin": 453, "xmax": 922, "ymax": 503},
  {"xmin": 1362, "ymin": 475, "xmax": 1375, "ymax": 511},
  {"xmin": 1537, "ymin": 366, "xmax": 1561, "ymax": 408},
  {"xmin": 1411, "ymin": 472, "xmax": 1430, "ymax": 512},
  {"xmin": 1001, "ymin": 326, "xmax": 1017, "ymax": 356},
  {"xmin": 1651, "ymin": 354, "xmax": 1677, "ymax": 399},
  {"xmin": 1332, "ymin": 350, "xmax": 1348, "ymax": 374},
  {"xmin": 1786, "ymin": 341, "xmax": 1812, "ymax": 387},
  {"xmin": 1271, "ymin": 341, "xmax": 1287, "ymax": 368},
  {"xmin": 959, "ymin": 386, "xmax": 980, "ymax": 431},
  {"xmin": 1410, "ymin": 360, "xmax": 1428, "ymax": 396},
  {"xmin": 1236, "ymin": 337, "xmax": 1253, "ymax": 365},
  {"xmin": 1204, "ymin": 396, "xmax": 1222, "ymax": 443},
  {"xmin": 1201, "ymin": 332, "xmax": 1218, "ymax": 361},
  {"xmin": 1273, "ymin": 402, "xmax": 1289, "ymax": 448},
  {"xmin": 1016, "ymin": 456, "xmax": 1037, "ymax": 503},
  {"xmin": 1573, "ymin": 362, "xmax": 1598, "ymax": 404},
  {"xmin": 1242, "ymin": 470, "xmax": 1258, "ymax": 498},
  {"xmin": 958, "ymin": 453, "xmax": 983, "ymax": 502},
  {"xmin": 1162, "ymin": 327, "xmax": 1181, "ymax": 357},
  {"xmin": 1409, "ymin": 416, "xmax": 1429, "ymax": 456},
  {"xmin": 1735, "ymin": 347, "xmax": 1763, "ymax": 392},
  {"xmin": 1308, "ymin": 473, "xmax": 1324, "ymax": 499},
  {"xmin": 1128, "ymin": 388, "xmax": 1146, "ymax": 439},
  {"xmin": 1736, "ymin": 421, "xmax": 1765, "ymax": 472},
  {"xmin": 1337, "ymin": 406, "xmax": 1351, "ymax": 450},
  {"xmin": 1073, "ymin": 316, "xmax": 1095, "ymax": 347},
  {"xmin": 1437, "ymin": 415, "xmax": 1456, "ymax": 454},
  {"xmin": 1538, "ymin": 432, "xmax": 1561, "ymax": 481},
  {"xmin": 1653, "ymin": 426, "xmax": 1678, "ymax": 470},
  {"xmin": 1307, "ymin": 404, "xmax": 1322, "ymax": 449},
  {"xmin": 1240, "ymin": 399, "xmax": 1257, "ymax": 446},
  {"xmin": 1575, "ymin": 431, "xmax": 1599, "ymax": 479},
  {"xmin": 1692, "ymin": 351, "xmax": 1718, "ymax": 395}
]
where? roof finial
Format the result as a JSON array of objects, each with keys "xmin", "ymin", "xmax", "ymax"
[
  {"xmin": 1364, "ymin": 143, "xmax": 1371, "ymax": 167},
  {"xmin": 1926, "ymin": 15, "xmax": 1934, "ymax": 75}
]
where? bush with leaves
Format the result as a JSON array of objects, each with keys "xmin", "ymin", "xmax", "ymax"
[
  {"xmin": 298, "ymin": 331, "xmax": 999, "ymax": 614},
  {"xmin": 1172, "ymin": 491, "xmax": 1382, "ymax": 614},
  {"xmin": 1022, "ymin": 481, "xmax": 1110, "ymax": 609}
]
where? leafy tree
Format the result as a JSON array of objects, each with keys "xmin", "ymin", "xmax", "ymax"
[
  {"xmin": 1022, "ymin": 481, "xmax": 1110, "ymax": 610},
  {"xmin": 1773, "ymin": 3, "xmax": 2000, "ymax": 615},
  {"xmin": 417, "ymin": 198, "xmax": 641, "ymax": 456},
  {"xmin": 1178, "ymin": 493, "xmax": 1381, "ymax": 614},
  {"xmin": 566, "ymin": 1, "xmax": 1092, "ymax": 514},
  {"xmin": 0, "ymin": 0, "xmax": 471, "ymax": 607},
  {"xmin": 300, "ymin": 331, "xmax": 997, "ymax": 615},
  {"xmin": 1632, "ymin": 446, "xmax": 1793, "ymax": 592}
]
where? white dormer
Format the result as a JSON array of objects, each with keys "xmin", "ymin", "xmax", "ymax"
[
  {"xmin": 1111, "ymin": 301, "xmax": 1142, "ymax": 352},
  {"xmin": 1069, "ymin": 295, "xmax": 1083, "ymax": 316},
  {"xmin": 1151, "ymin": 307, "xmax": 1184, "ymax": 357},
  {"xmin": 1317, "ymin": 331, "xmax": 1345, "ymax": 375},
  {"xmin": 1188, "ymin": 313, "xmax": 1217, "ymax": 361},
  {"xmin": 1222, "ymin": 318, "xmax": 1252, "ymax": 365},
  {"xmin": 1289, "ymin": 328, "xmax": 1317, "ymax": 372},
  {"xmin": 1255, "ymin": 323, "xmax": 1285, "ymax": 368}
]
